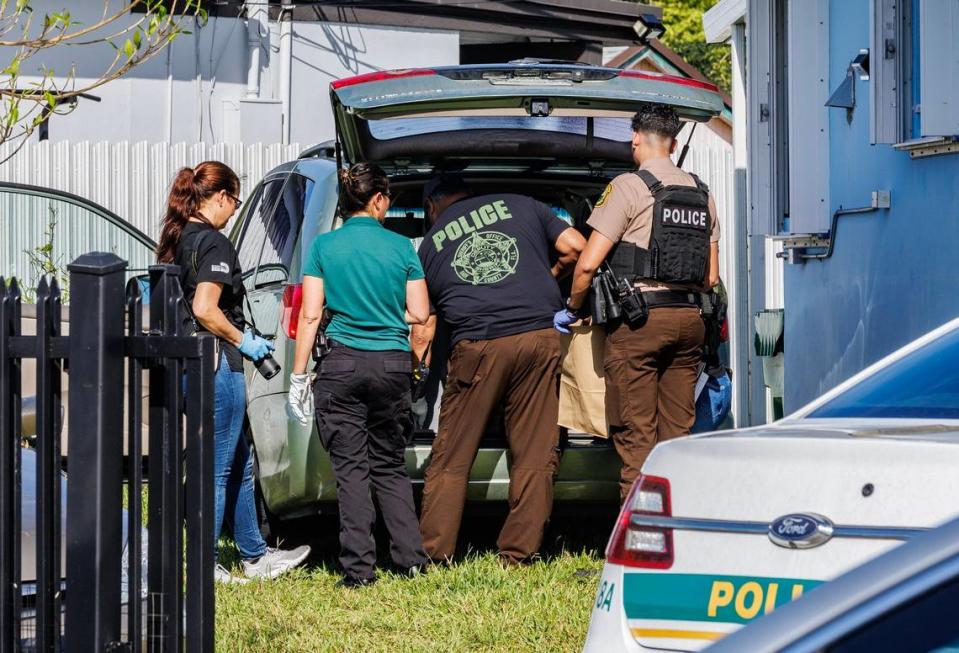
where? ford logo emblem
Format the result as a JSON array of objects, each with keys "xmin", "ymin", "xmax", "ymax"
[{"xmin": 768, "ymin": 513, "xmax": 834, "ymax": 549}]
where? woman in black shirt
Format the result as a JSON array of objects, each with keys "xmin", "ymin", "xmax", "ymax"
[{"xmin": 156, "ymin": 161, "xmax": 310, "ymax": 582}]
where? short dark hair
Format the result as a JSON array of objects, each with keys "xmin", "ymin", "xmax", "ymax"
[
  {"xmin": 422, "ymin": 175, "xmax": 472, "ymax": 206},
  {"xmin": 631, "ymin": 103, "xmax": 682, "ymax": 140}
]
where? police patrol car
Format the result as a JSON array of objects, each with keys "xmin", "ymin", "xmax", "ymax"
[{"xmin": 583, "ymin": 316, "xmax": 959, "ymax": 652}]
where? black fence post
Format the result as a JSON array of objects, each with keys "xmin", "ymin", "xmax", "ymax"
[
  {"xmin": 0, "ymin": 278, "xmax": 23, "ymax": 652},
  {"xmin": 125, "ymin": 278, "xmax": 145, "ymax": 653},
  {"xmin": 34, "ymin": 277, "xmax": 63, "ymax": 653},
  {"xmin": 185, "ymin": 334, "xmax": 216, "ymax": 652},
  {"xmin": 64, "ymin": 254, "xmax": 128, "ymax": 651},
  {"xmin": 147, "ymin": 264, "xmax": 185, "ymax": 652}
]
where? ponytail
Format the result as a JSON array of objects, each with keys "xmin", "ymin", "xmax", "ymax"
[
  {"xmin": 156, "ymin": 161, "xmax": 240, "ymax": 263},
  {"xmin": 338, "ymin": 163, "xmax": 389, "ymax": 215}
]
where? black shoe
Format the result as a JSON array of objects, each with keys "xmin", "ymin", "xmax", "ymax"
[{"xmin": 337, "ymin": 575, "xmax": 376, "ymax": 589}]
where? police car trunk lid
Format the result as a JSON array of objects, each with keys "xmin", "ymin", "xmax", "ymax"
[
  {"xmin": 619, "ymin": 424, "xmax": 959, "ymax": 650},
  {"xmin": 329, "ymin": 63, "xmax": 724, "ymax": 173}
]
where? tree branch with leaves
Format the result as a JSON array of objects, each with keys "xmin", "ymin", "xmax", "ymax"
[{"xmin": 0, "ymin": 0, "xmax": 207, "ymax": 162}]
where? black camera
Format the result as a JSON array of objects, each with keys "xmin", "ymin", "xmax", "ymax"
[
  {"xmin": 254, "ymin": 353, "xmax": 281, "ymax": 380},
  {"xmin": 245, "ymin": 324, "xmax": 281, "ymax": 379}
]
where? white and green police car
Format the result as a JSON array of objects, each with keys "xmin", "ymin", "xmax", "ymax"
[{"xmin": 583, "ymin": 316, "xmax": 959, "ymax": 651}]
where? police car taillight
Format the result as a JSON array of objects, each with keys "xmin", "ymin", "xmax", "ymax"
[
  {"xmin": 280, "ymin": 283, "xmax": 303, "ymax": 340},
  {"xmin": 606, "ymin": 475, "xmax": 673, "ymax": 569},
  {"xmin": 331, "ymin": 68, "xmax": 437, "ymax": 90}
]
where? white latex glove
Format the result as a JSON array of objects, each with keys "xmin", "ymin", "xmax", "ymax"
[{"xmin": 286, "ymin": 372, "xmax": 315, "ymax": 425}]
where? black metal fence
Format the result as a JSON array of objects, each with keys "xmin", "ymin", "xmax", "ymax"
[{"xmin": 0, "ymin": 254, "xmax": 216, "ymax": 652}]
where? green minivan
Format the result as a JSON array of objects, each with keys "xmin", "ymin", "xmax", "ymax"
[{"xmin": 229, "ymin": 61, "xmax": 724, "ymax": 522}]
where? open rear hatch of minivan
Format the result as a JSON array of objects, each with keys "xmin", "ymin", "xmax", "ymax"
[
  {"xmin": 330, "ymin": 62, "xmax": 724, "ymax": 175},
  {"xmin": 326, "ymin": 62, "xmax": 724, "ymax": 454}
]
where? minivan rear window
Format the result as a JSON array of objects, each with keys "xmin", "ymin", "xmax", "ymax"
[{"xmin": 369, "ymin": 116, "xmax": 632, "ymax": 141}]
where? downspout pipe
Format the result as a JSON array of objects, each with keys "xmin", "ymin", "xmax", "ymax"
[
  {"xmin": 279, "ymin": 0, "xmax": 293, "ymax": 144},
  {"xmin": 246, "ymin": 2, "xmax": 269, "ymax": 99}
]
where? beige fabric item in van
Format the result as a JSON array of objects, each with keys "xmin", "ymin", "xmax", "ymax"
[{"xmin": 558, "ymin": 323, "xmax": 608, "ymax": 438}]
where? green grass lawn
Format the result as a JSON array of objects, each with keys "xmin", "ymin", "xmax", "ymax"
[{"xmin": 214, "ymin": 511, "xmax": 614, "ymax": 652}]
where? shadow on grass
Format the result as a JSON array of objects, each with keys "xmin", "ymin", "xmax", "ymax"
[{"xmin": 218, "ymin": 502, "xmax": 618, "ymax": 577}]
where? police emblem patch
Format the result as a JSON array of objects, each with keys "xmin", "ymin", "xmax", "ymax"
[
  {"xmin": 451, "ymin": 231, "xmax": 519, "ymax": 285},
  {"xmin": 595, "ymin": 183, "xmax": 613, "ymax": 209}
]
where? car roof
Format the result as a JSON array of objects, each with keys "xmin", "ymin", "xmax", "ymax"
[{"xmin": 705, "ymin": 515, "xmax": 959, "ymax": 652}]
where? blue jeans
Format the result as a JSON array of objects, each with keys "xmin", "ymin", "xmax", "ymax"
[{"xmin": 213, "ymin": 353, "xmax": 267, "ymax": 561}]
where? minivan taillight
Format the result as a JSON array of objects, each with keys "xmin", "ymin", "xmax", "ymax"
[
  {"xmin": 606, "ymin": 475, "xmax": 673, "ymax": 569},
  {"xmin": 280, "ymin": 283, "xmax": 303, "ymax": 340}
]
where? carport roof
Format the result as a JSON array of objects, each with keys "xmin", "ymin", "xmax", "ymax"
[{"xmin": 259, "ymin": 0, "xmax": 662, "ymax": 46}]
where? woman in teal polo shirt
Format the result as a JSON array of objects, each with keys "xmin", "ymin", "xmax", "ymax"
[{"xmin": 287, "ymin": 163, "xmax": 430, "ymax": 588}]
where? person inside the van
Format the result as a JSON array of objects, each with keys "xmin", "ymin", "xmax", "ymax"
[
  {"xmin": 287, "ymin": 162, "xmax": 431, "ymax": 588},
  {"xmin": 156, "ymin": 161, "xmax": 311, "ymax": 584},
  {"xmin": 414, "ymin": 176, "xmax": 586, "ymax": 567}
]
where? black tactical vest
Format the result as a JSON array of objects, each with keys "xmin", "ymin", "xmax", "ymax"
[{"xmin": 608, "ymin": 169, "xmax": 711, "ymax": 285}]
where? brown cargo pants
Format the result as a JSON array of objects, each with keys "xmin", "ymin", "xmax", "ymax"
[
  {"xmin": 419, "ymin": 328, "xmax": 561, "ymax": 563},
  {"xmin": 604, "ymin": 307, "xmax": 705, "ymax": 501}
]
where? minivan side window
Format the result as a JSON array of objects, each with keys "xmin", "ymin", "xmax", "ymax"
[{"xmin": 236, "ymin": 174, "xmax": 310, "ymax": 290}]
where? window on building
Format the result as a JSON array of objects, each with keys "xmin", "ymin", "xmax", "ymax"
[
  {"xmin": 873, "ymin": 0, "xmax": 959, "ymax": 143},
  {"xmin": 917, "ymin": 0, "xmax": 959, "ymax": 137},
  {"xmin": 870, "ymin": 0, "xmax": 916, "ymax": 144},
  {"xmin": 748, "ymin": 0, "xmax": 793, "ymax": 235},
  {"xmin": 785, "ymin": 0, "xmax": 830, "ymax": 234}
]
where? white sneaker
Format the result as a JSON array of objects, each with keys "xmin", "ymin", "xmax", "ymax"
[
  {"xmin": 242, "ymin": 545, "xmax": 311, "ymax": 580},
  {"xmin": 214, "ymin": 564, "xmax": 250, "ymax": 585}
]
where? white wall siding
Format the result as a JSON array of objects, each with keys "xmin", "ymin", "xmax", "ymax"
[
  {"xmin": 677, "ymin": 123, "xmax": 736, "ymax": 292},
  {"xmin": 0, "ymin": 1, "xmax": 459, "ymax": 147},
  {"xmin": 0, "ymin": 140, "xmax": 302, "ymax": 240}
]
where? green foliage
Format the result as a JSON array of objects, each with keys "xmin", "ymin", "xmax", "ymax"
[
  {"xmin": 22, "ymin": 203, "xmax": 69, "ymax": 303},
  {"xmin": 0, "ymin": 1, "xmax": 201, "ymax": 159},
  {"xmin": 651, "ymin": 0, "xmax": 732, "ymax": 94}
]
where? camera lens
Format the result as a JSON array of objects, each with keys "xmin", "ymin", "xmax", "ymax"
[{"xmin": 255, "ymin": 354, "xmax": 281, "ymax": 380}]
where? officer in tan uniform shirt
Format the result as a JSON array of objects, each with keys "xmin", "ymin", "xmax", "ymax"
[{"xmin": 555, "ymin": 103, "xmax": 720, "ymax": 500}]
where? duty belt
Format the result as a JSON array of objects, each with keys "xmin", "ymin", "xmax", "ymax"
[{"xmin": 641, "ymin": 290, "xmax": 701, "ymax": 309}]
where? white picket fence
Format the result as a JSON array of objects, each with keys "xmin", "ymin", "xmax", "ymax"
[{"xmin": 0, "ymin": 140, "xmax": 304, "ymax": 239}]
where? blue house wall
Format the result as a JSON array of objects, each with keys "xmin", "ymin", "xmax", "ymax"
[{"xmin": 784, "ymin": 0, "xmax": 959, "ymax": 409}]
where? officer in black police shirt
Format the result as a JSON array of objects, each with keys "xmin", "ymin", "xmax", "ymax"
[{"xmin": 413, "ymin": 177, "xmax": 585, "ymax": 566}]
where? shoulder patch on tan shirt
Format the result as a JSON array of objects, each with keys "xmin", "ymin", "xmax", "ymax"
[{"xmin": 595, "ymin": 183, "xmax": 614, "ymax": 209}]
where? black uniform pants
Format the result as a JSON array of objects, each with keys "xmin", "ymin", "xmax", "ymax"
[{"xmin": 313, "ymin": 342, "xmax": 427, "ymax": 580}]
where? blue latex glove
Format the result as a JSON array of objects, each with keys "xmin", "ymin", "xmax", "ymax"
[
  {"xmin": 553, "ymin": 308, "xmax": 578, "ymax": 334},
  {"xmin": 238, "ymin": 330, "xmax": 275, "ymax": 362}
]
